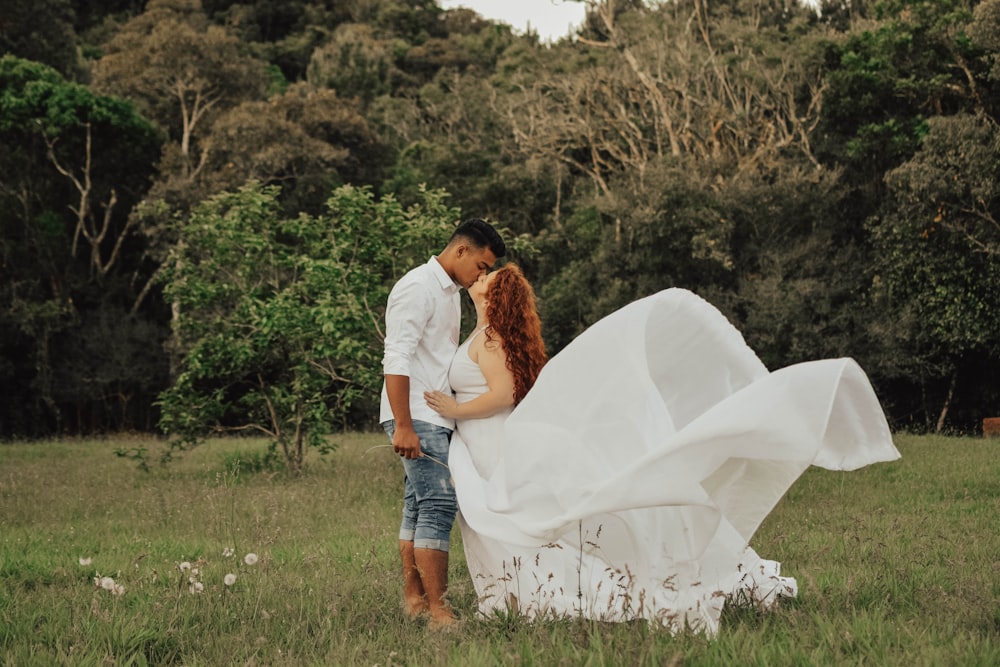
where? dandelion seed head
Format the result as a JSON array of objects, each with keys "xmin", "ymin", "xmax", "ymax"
[
  {"xmin": 222, "ymin": 547, "xmax": 235, "ymax": 558},
  {"xmin": 224, "ymin": 573, "xmax": 237, "ymax": 586},
  {"xmin": 191, "ymin": 567, "xmax": 199, "ymax": 576},
  {"xmin": 244, "ymin": 553, "xmax": 258, "ymax": 566},
  {"xmin": 189, "ymin": 581, "xmax": 204, "ymax": 594},
  {"xmin": 79, "ymin": 557, "xmax": 93, "ymax": 566},
  {"xmin": 100, "ymin": 576, "xmax": 116, "ymax": 591},
  {"xmin": 179, "ymin": 561, "xmax": 192, "ymax": 571},
  {"xmin": 111, "ymin": 583, "xmax": 125, "ymax": 596}
]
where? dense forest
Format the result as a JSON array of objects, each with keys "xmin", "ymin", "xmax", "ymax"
[{"xmin": 2, "ymin": 0, "xmax": 999, "ymax": 446}]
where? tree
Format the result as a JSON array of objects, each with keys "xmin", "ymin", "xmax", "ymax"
[
  {"xmin": 202, "ymin": 0, "xmax": 352, "ymax": 82},
  {"xmin": 506, "ymin": 0, "xmax": 824, "ymax": 195},
  {"xmin": 968, "ymin": 0, "xmax": 1000, "ymax": 116},
  {"xmin": 205, "ymin": 82, "xmax": 384, "ymax": 216},
  {"xmin": 870, "ymin": 113, "xmax": 1000, "ymax": 431},
  {"xmin": 814, "ymin": 0, "xmax": 980, "ymax": 184},
  {"xmin": 535, "ymin": 159, "xmax": 737, "ymax": 351},
  {"xmin": 0, "ymin": 0, "xmax": 80, "ymax": 79},
  {"xmin": 157, "ymin": 181, "xmax": 459, "ymax": 473},
  {"xmin": 0, "ymin": 56, "xmax": 160, "ymax": 280},
  {"xmin": 90, "ymin": 0, "xmax": 267, "ymax": 193},
  {"xmin": 490, "ymin": 0, "xmax": 835, "ymax": 349},
  {"xmin": 91, "ymin": 0, "xmax": 275, "ymax": 382},
  {"xmin": 0, "ymin": 55, "xmax": 163, "ymax": 435},
  {"xmin": 307, "ymin": 23, "xmax": 398, "ymax": 107}
]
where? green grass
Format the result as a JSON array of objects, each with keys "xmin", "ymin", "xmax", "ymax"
[{"xmin": 0, "ymin": 433, "xmax": 997, "ymax": 666}]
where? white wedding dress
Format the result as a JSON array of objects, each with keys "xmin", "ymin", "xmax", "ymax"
[{"xmin": 447, "ymin": 289, "xmax": 899, "ymax": 635}]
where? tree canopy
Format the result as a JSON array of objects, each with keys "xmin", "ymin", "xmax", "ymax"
[
  {"xmin": 3, "ymin": 0, "xmax": 1000, "ymax": 447},
  {"xmin": 157, "ymin": 182, "xmax": 457, "ymax": 471}
]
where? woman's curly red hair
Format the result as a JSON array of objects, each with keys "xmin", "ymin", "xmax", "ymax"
[{"xmin": 484, "ymin": 264, "xmax": 547, "ymax": 405}]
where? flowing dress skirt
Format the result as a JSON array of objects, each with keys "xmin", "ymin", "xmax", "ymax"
[{"xmin": 448, "ymin": 288, "xmax": 900, "ymax": 635}]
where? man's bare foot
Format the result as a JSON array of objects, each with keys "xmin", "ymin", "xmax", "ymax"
[
  {"xmin": 404, "ymin": 595, "xmax": 429, "ymax": 620},
  {"xmin": 427, "ymin": 607, "xmax": 458, "ymax": 631},
  {"xmin": 400, "ymin": 541, "xmax": 428, "ymax": 620}
]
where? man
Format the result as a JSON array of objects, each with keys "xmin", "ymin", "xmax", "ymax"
[{"xmin": 380, "ymin": 218, "xmax": 506, "ymax": 628}]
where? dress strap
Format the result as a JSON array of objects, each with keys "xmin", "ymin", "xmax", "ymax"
[{"xmin": 466, "ymin": 325, "xmax": 489, "ymax": 345}]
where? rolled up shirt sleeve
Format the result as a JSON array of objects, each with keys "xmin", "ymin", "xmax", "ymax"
[{"xmin": 382, "ymin": 279, "xmax": 432, "ymax": 376}]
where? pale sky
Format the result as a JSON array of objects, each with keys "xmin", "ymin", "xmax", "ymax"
[{"xmin": 438, "ymin": 0, "xmax": 588, "ymax": 43}]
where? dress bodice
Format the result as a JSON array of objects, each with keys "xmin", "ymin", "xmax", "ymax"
[
  {"xmin": 449, "ymin": 328, "xmax": 512, "ymax": 478},
  {"xmin": 449, "ymin": 328, "xmax": 490, "ymax": 403}
]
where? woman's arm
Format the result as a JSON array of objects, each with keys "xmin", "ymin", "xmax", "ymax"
[{"xmin": 424, "ymin": 340, "xmax": 515, "ymax": 420}]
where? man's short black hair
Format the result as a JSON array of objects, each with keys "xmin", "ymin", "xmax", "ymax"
[{"xmin": 451, "ymin": 218, "xmax": 506, "ymax": 258}]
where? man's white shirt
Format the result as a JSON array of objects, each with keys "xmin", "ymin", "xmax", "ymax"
[{"xmin": 379, "ymin": 256, "xmax": 461, "ymax": 430}]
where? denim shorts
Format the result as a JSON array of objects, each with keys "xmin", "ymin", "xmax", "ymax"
[{"xmin": 382, "ymin": 420, "xmax": 457, "ymax": 552}]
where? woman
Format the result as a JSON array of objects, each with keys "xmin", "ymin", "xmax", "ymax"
[
  {"xmin": 426, "ymin": 272, "xmax": 900, "ymax": 635},
  {"xmin": 424, "ymin": 263, "xmax": 551, "ymax": 618},
  {"xmin": 425, "ymin": 263, "xmax": 546, "ymax": 470}
]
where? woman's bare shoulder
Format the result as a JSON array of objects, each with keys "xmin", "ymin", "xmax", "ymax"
[{"xmin": 476, "ymin": 332, "xmax": 507, "ymax": 361}]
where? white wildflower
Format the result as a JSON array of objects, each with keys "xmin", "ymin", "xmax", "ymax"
[
  {"xmin": 79, "ymin": 557, "xmax": 92, "ymax": 566},
  {"xmin": 244, "ymin": 553, "xmax": 258, "ymax": 566},
  {"xmin": 224, "ymin": 573, "xmax": 237, "ymax": 586}
]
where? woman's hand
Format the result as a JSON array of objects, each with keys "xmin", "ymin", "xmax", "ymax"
[{"xmin": 424, "ymin": 390, "xmax": 460, "ymax": 419}]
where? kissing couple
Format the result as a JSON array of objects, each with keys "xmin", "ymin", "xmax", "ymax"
[{"xmin": 379, "ymin": 219, "xmax": 899, "ymax": 634}]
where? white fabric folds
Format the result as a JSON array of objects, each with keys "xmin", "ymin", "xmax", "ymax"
[{"xmin": 449, "ymin": 288, "xmax": 900, "ymax": 635}]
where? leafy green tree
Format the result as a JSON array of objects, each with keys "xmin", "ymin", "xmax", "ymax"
[
  {"xmin": 0, "ymin": 0, "xmax": 80, "ymax": 78},
  {"xmin": 91, "ymin": 0, "xmax": 277, "ymax": 382},
  {"xmin": 536, "ymin": 160, "xmax": 736, "ymax": 351},
  {"xmin": 373, "ymin": 0, "xmax": 444, "ymax": 44},
  {"xmin": 715, "ymin": 168, "xmax": 885, "ymax": 369},
  {"xmin": 91, "ymin": 0, "xmax": 267, "ymax": 195},
  {"xmin": 0, "ymin": 56, "xmax": 159, "ymax": 280},
  {"xmin": 363, "ymin": 13, "xmax": 545, "ymax": 234},
  {"xmin": 203, "ymin": 0, "xmax": 352, "ymax": 82},
  {"xmin": 815, "ymin": 1, "xmax": 979, "ymax": 182},
  {"xmin": 968, "ymin": 0, "xmax": 1000, "ymax": 115},
  {"xmin": 0, "ymin": 55, "xmax": 163, "ymax": 435},
  {"xmin": 870, "ymin": 113, "xmax": 1000, "ymax": 430},
  {"xmin": 307, "ymin": 23, "xmax": 398, "ymax": 106},
  {"xmin": 158, "ymin": 181, "xmax": 458, "ymax": 472},
  {"xmin": 203, "ymin": 82, "xmax": 385, "ymax": 215}
]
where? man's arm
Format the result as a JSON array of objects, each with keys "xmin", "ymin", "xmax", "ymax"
[
  {"xmin": 385, "ymin": 374, "xmax": 423, "ymax": 459},
  {"xmin": 383, "ymin": 276, "xmax": 437, "ymax": 460}
]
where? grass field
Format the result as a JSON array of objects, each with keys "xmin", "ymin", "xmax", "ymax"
[{"xmin": 1, "ymin": 433, "xmax": 997, "ymax": 666}]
